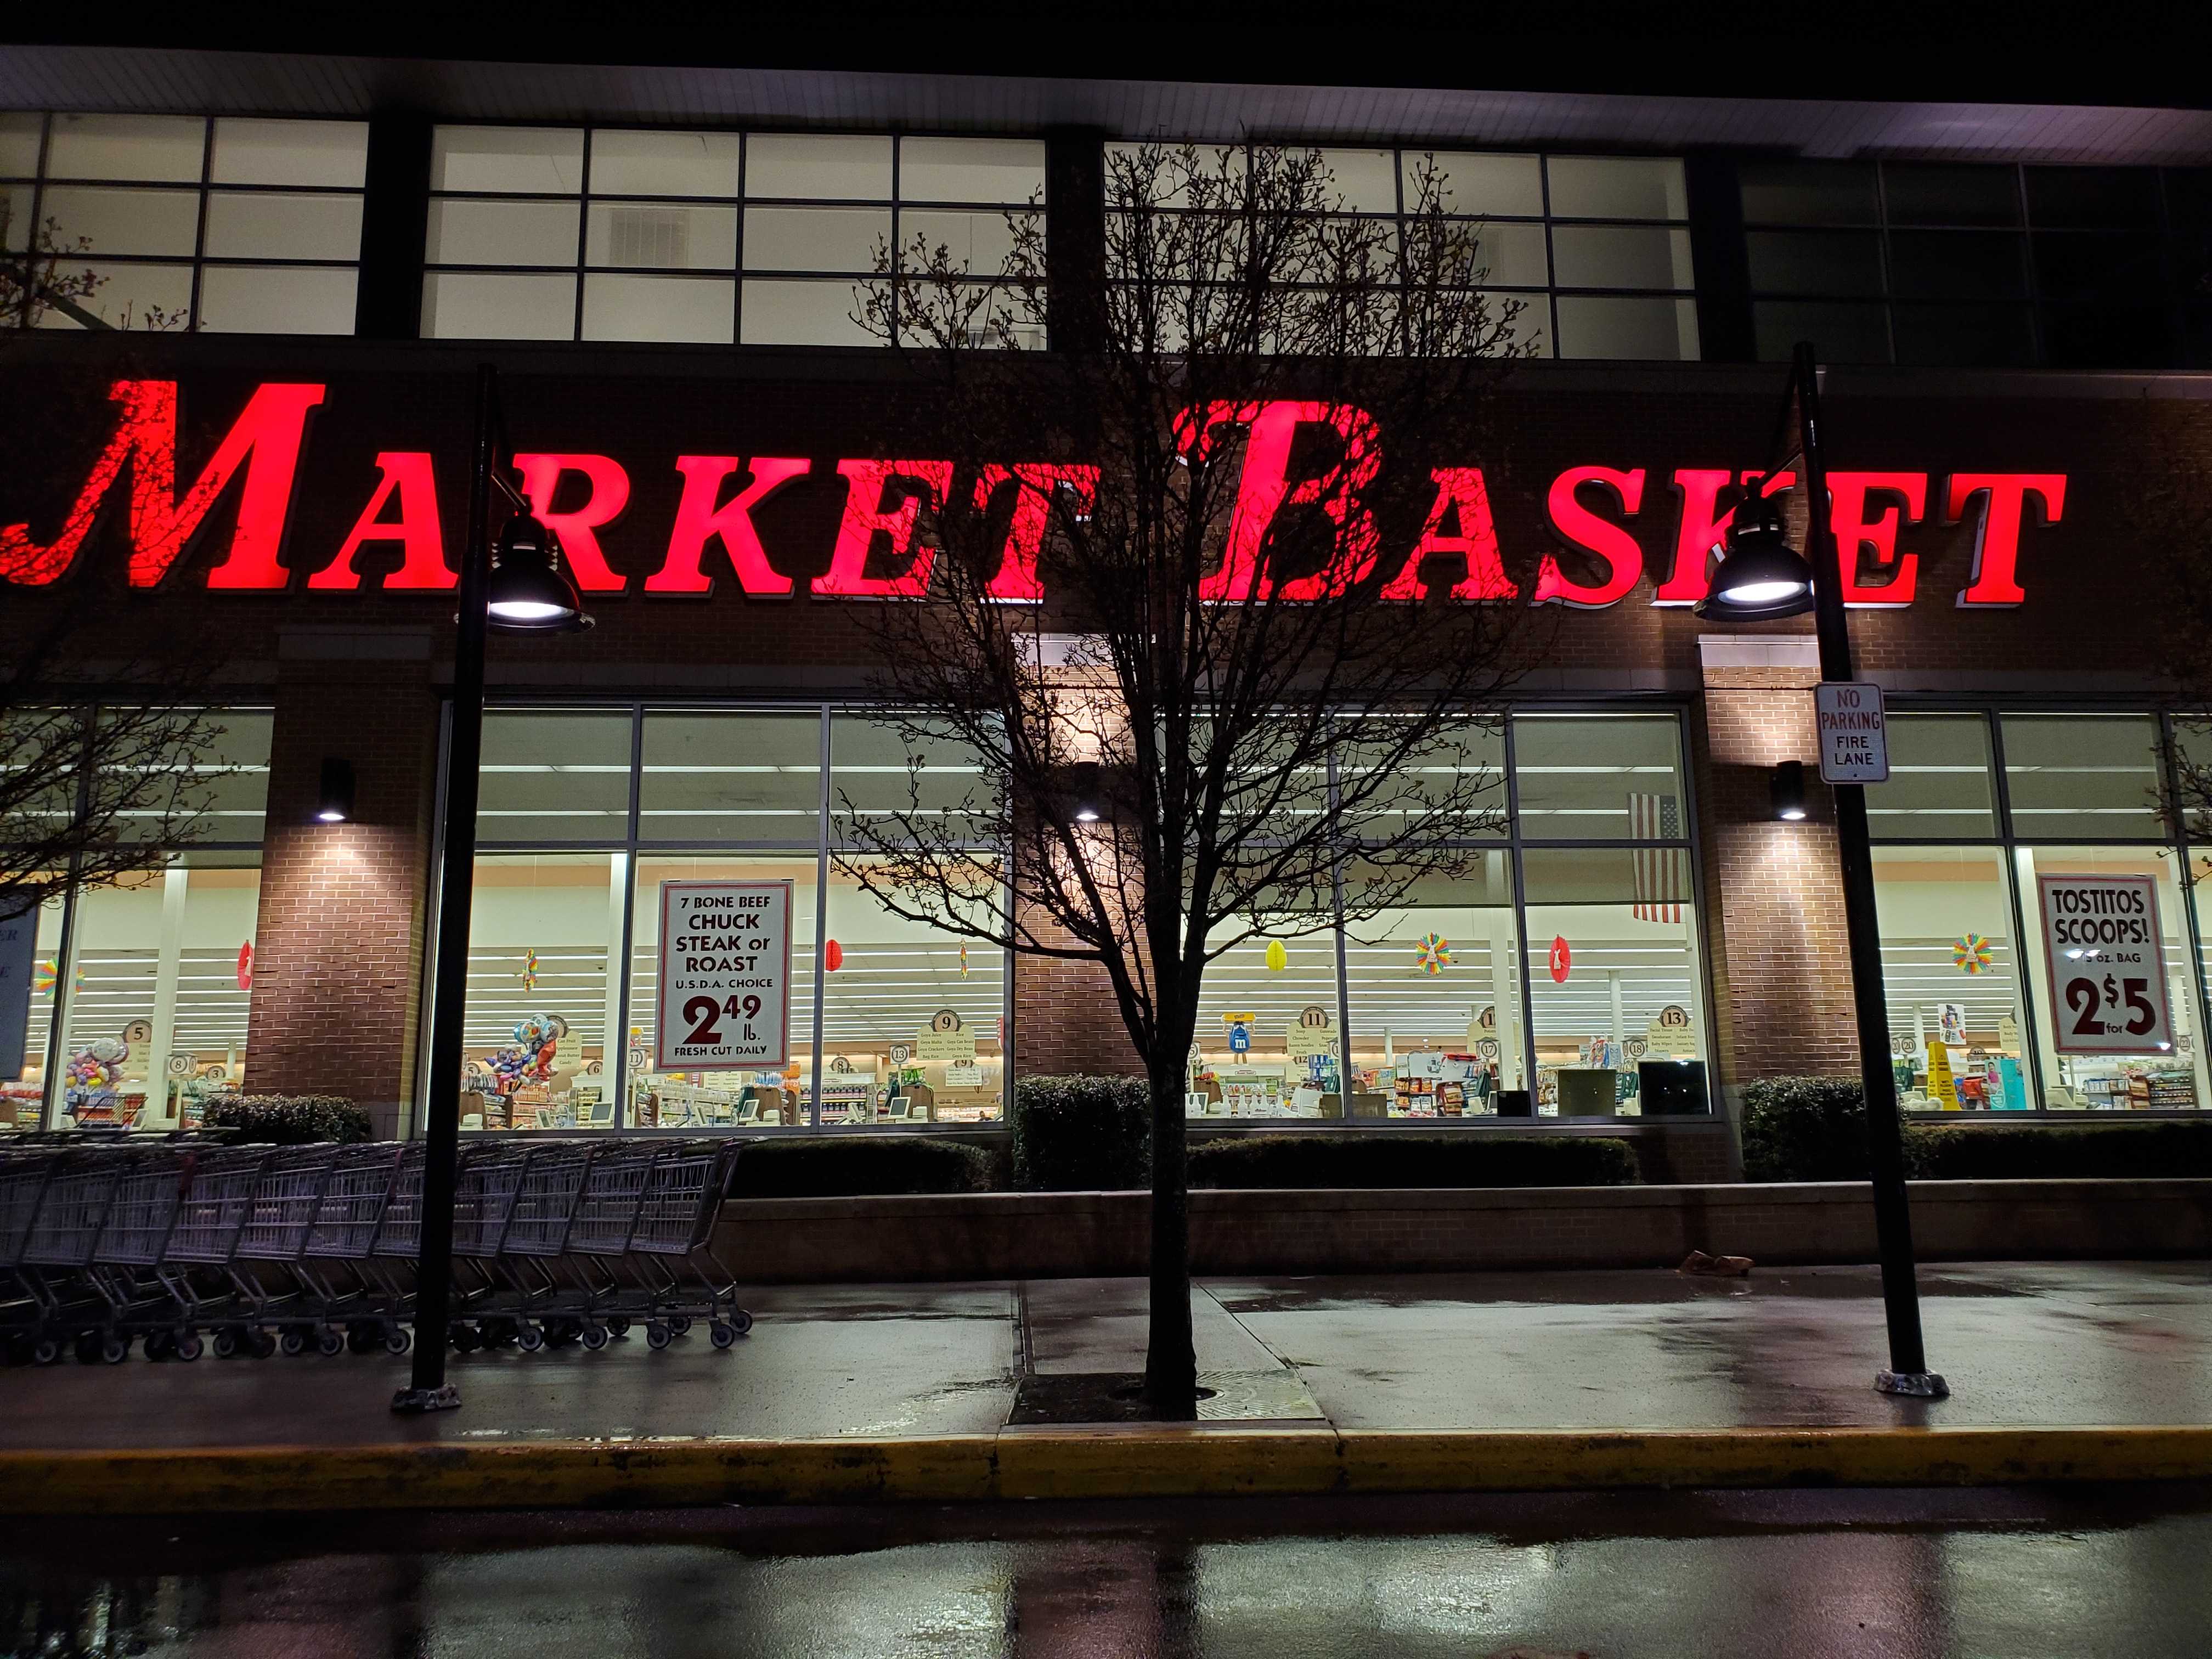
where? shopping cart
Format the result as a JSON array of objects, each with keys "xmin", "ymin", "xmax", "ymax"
[
  {"xmin": 0, "ymin": 1135, "xmax": 754, "ymax": 1364},
  {"xmin": 302, "ymin": 1143, "xmax": 413, "ymax": 1355},
  {"xmin": 156, "ymin": 1148, "xmax": 274, "ymax": 1358},
  {"xmin": 623, "ymin": 1139, "xmax": 751, "ymax": 1350},
  {"xmin": 232, "ymin": 1147, "xmax": 348, "ymax": 1356},
  {"xmin": 0, "ymin": 1151, "xmax": 65, "ymax": 1364},
  {"xmin": 18, "ymin": 1150, "xmax": 136, "ymax": 1363}
]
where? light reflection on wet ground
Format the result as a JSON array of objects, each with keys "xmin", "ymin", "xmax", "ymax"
[{"xmin": 5, "ymin": 1487, "xmax": 2212, "ymax": 1658}]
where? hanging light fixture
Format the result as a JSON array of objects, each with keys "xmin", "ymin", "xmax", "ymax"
[
  {"xmin": 1695, "ymin": 478, "xmax": 1815, "ymax": 622},
  {"xmin": 486, "ymin": 511, "xmax": 591, "ymax": 631}
]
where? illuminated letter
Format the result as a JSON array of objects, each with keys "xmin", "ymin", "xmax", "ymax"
[
  {"xmin": 1533, "ymin": 466, "xmax": 1645, "ymax": 608},
  {"xmin": 648, "ymin": 456, "xmax": 809, "ymax": 596},
  {"xmin": 0, "ymin": 379, "xmax": 324, "ymax": 589},
  {"xmin": 1381, "ymin": 468, "xmax": 1515, "ymax": 600},
  {"xmin": 1656, "ymin": 470, "xmax": 1797, "ymax": 606},
  {"xmin": 975, "ymin": 463, "xmax": 1098, "ymax": 602},
  {"xmin": 814, "ymin": 460, "xmax": 955, "ymax": 597},
  {"xmin": 1828, "ymin": 471, "xmax": 1927, "ymax": 607},
  {"xmin": 1946, "ymin": 473, "xmax": 2066, "ymax": 608},
  {"xmin": 309, "ymin": 453, "xmax": 453, "ymax": 590},
  {"xmin": 1179, "ymin": 400, "xmax": 1384, "ymax": 602},
  {"xmin": 516, "ymin": 453, "xmax": 631, "ymax": 594}
]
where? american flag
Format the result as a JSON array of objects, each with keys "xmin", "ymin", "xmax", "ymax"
[{"xmin": 1628, "ymin": 794, "xmax": 1688, "ymax": 923}]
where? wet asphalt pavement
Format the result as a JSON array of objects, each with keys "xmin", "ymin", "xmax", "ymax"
[{"xmin": 7, "ymin": 1487, "xmax": 2212, "ymax": 1658}]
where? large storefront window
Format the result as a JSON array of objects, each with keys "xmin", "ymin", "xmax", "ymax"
[
  {"xmin": 456, "ymin": 854, "xmax": 618, "ymax": 1132},
  {"xmin": 1188, "ymin": 709, "xmax": 1708, "ymax": 1121},
  {"xmin": 1870, "ymin": 709, "xmax": 2212, "ymax": 1114},
  {"xmin": 12, "ymin": 708, "xmax": 271, "ymax": 1132},
  {"xmin": 459, "ymin": 704, "xmax": 1007, "ymax": 1131}
]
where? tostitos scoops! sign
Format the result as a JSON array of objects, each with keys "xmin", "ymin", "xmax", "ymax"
[{"xmin": 1, "ymin": 381, "xmax": 2066, "ymax": 610}]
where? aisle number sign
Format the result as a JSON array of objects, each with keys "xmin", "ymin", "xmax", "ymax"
[
  {"xmin": 2036, "ymin": 873, "xmax": 2171, "ymax": 1054},
  {"xmin": 656, "ymin": 880, "xmax": 793, "ymax": 1070},
  {"xmin": 1815, "ymin": 681, "xmax": 1889, "ymax": 783}
]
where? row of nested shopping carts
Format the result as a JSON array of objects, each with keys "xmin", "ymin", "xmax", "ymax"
[{"xmin": 0, "ymin": 1137, "xmax": 749, "ymax": 1366}]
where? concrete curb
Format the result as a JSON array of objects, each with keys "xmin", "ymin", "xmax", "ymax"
[{"xmin": 10, "ymin": 1425, "xmax": 2212, "ymax": 1513}]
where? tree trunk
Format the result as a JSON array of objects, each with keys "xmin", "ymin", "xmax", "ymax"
[{"xmin": 1143, "ymin": 1059, "xmax": 1197, "ymax": 1420}]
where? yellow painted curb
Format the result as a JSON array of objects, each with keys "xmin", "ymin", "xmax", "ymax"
[{"xmin": 5, "ymin": 1425, "xmax": 2211, "ymax": 1514}]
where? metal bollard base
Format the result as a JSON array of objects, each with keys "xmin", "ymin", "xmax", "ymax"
[
  {"xmin": 1875, "ymin": 1369, "xmax": 1950, "ymax": 1399},
  {"xmin": 391, "ymin": 1384, "xmax": 463, "ymax": 1414}
]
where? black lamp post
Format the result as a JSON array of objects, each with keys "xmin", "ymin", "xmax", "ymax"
[
  {"xmin": 1698, "ymin": 341, "xmax": 1946, "ymax": 1401},
  {"xmin": 393, "ymin": 363, "xmax": 589, "ymax": 1415}
]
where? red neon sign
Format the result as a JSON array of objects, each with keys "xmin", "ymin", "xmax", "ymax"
[{"xmin": 0, "ymin": 383, "xmax": 2070, "ymax": 611}]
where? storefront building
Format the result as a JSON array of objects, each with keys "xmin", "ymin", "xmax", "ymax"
[{"xmin": 5, "ymin": 42, "xmax": 2212, "ymax": 1175}]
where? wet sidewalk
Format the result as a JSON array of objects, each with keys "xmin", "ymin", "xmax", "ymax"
[{"xmin": 2, "ymin": 1261, "xmax": 2208, "ymax": 1451}]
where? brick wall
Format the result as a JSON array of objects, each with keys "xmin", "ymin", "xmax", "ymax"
[
  {"xmin": 1694, "ymin": 653, "xmax": 1861, "ymax": 1082},
  {"xmin": 244, "ymin": 639, "xmax": 438, "ymax": 1137}
]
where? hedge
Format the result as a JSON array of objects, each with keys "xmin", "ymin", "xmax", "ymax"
[
  {"xmin": 200, "ymin": 1094, "xmax": 373, "ymax": 1146},
  {"xmin": 1740, "ymin": 1076, "xmax": 1871, "ymax": 1183},
  {"xmin": 1741, "ymin": 1075, "xmax": 2212, "ymax": 1181},
  {"xmin": 727, "ymin": 1135, "xmax": 997, "ymax": 1198},
  {"xmin": 1909, "ymin": 1121, "xmax": 2212, "ymax": 1180},
  {"xmin": 1188, "ymin": 1133, "xmax": 1640, "ymax": 1189},
  {"xmin": 1012, "ymin": 1074, "xmax": 1153, "ymax": 1191}
]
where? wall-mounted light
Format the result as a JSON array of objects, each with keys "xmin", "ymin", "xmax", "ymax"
[
  {"xmin": 1065, "ymin": 760, "xmax": 1106, "ymax": 825},
  {"xmin": 1770, "ymin": 759, "xmax": 1808, "ymax": 822},
  {"xmin": 317, "ymin": 757, "xmax": 356, "ymax": 823}
]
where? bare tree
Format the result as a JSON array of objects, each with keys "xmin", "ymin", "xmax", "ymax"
[
  {"xmin": 839, "ymin": 140, "xmax": 1549, "ymax": 1416},
  {"xmin": 1, "ymin": 206, "xmax": 232, "ymax": 924}
]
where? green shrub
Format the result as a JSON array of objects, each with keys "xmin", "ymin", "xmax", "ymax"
[
  {"xmin": 728, "ymin": 1135, "xmax": 996, "ymax": 1198},
  {"xmin": 1907, "ymin": 1121, "xmax": 2212, "ymax": 1180},
  {"xmin": 1012, "ymin": 1074, "xmax": 1152, "ymax": 1190},
  {"xmin": 200, "ymin": 1094, "xmax": 372, "ymax": 1146},
  {"xmin": 1741, "ymin": 1075, "xmax": 2212, "ymax": 1181},
  {"xmin": 1740, "ymin": 1076, "xmax": 1869, "ymax": 1182},
  {"xmin": 1188, "ymin": 1133, "xmax": 1639, "ymax": 1189}
]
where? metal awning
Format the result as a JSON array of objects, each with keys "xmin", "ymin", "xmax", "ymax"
[{"xmin": 4, "ymin": 42, "xmax": 2211, "ymax": 165}]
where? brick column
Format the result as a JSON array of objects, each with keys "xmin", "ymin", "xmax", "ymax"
[
  {"xmin": 1012, "ymin": 906, "xmax": 1143, "ymax": 1078},
  {"xmin": 245, "ymin": 631, "xmax": 438, "ymax": 1138},
  {"xmin": 1694, "ymin": 636, "xmax": 1861, "ymax": 1098}
]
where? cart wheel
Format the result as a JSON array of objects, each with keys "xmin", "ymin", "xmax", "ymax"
[
  {"xmin": 607, "ymin": 1318, "xmax": 631, "ymax": 1338},
  {"xmin": 100, "ymin": 1334, "xmax": 129, "ymax": 1365},
  {"xmin": 175, "ymin": 1333, "xmax": 203, "ymax": 1363},
  {"xmin": 481, "ymin": 1317, "xmax": 516, "ymax": 1347},
  {"xmin": 580, "ymin": 1324, "xmax": 609, "ymax": 1352},
  {"xmin": 75, "ymin": 1331, "xmax": 102, "ymax": 1365},
  {"xmin": 668, "ymin": 1316, "xmax": 692, "ymax": 1336},
  {"xmin": 729, "ymin": 1310, "xmax": 754, "ymax": 1336},
  {"xmin": 645, "ymin": 1322, "xmax": 672, "ymax": 1350},
  {"xmin": 316, "ymin": 1328, "xmax": 346, "ymax": 1358},
  {"xmin": 515, "ymin": 1323, "xmax": 545, "ymax": 1353},
  {"xmin": 279, "ymin": 1328, "xmax": 308, "ymax": 1357},
  {"xmin": 3, "ymin": 1334, "xmax": 29, "ymax": 1367},
  {"xmin": 144, "ymin": 1330, "xmax": 175, "ymax": 1362},
  {"xmin": 346, "ymin": 1326, "xmax": 374, "ymax": 1355},
  {"xmin": 383, "ymin": 1328, "xmax": 413, "ymax": 1356},
  {"xmin": 250, "ymin": 1329, "xmax": 278, "ymax": 1358},
  {"xmin": 32, "ymin": 1337, "xmax": 61, "ymax": 1367},
  {"xmin": 449, "ymin": 1324, "xmax": 478, "ymax": 1353},
  {"xmin": 709, "ymin": 1322, "xmax": 737, "ymax": 1350},
  {"xmin": 213, "ymin": 1330, "xmax": 239, "ymax": 1359}
]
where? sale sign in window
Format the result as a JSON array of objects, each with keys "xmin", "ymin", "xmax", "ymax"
[
  {"xmin": 2036, "ymin": 873, "xmax": 2172, "ymax": 1055},
  {"xmin": 656, "ymin": 881, "xmax": 793, "ymax": 1070}
]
